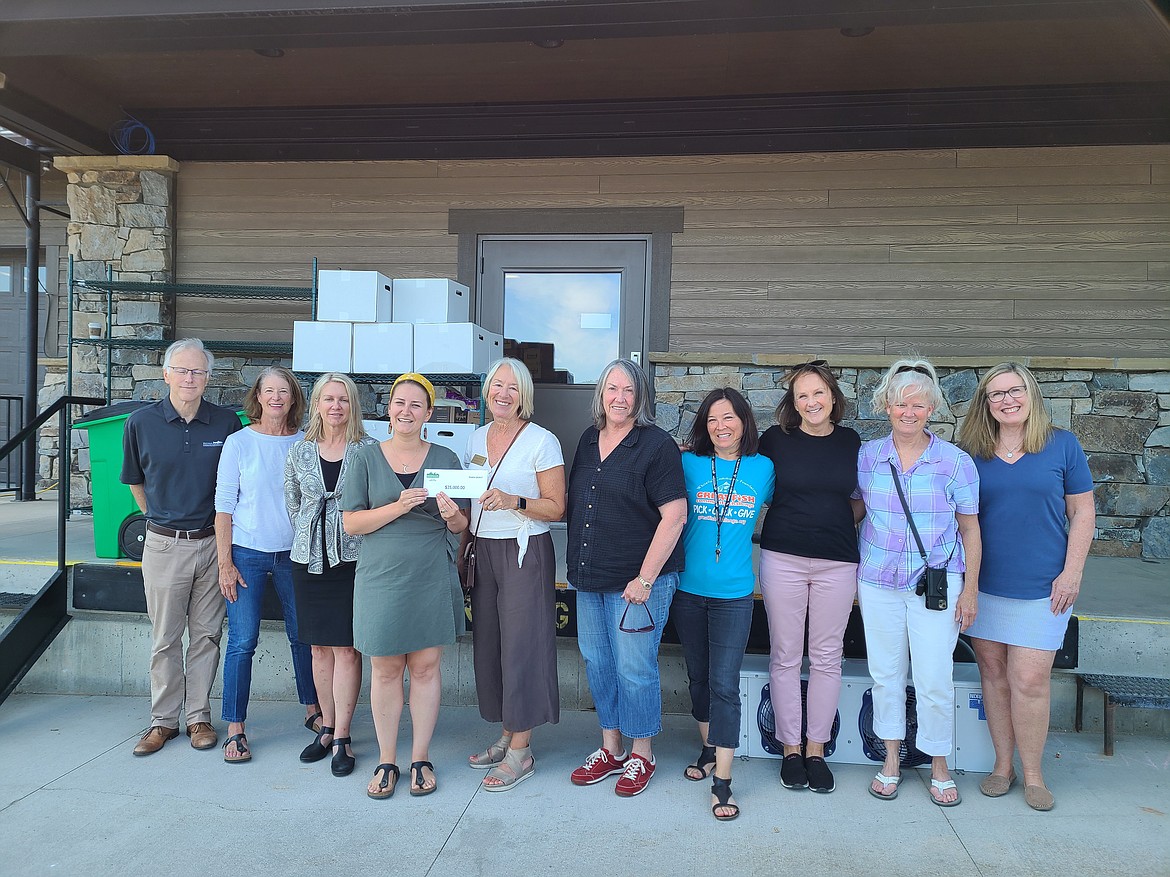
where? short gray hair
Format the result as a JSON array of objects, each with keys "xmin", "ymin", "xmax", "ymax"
[
  {"xmin": 484, "ymin": 357, "xmax": 535, "ymax": 420},
  {"xmin": 163, "ymin": 338, "xmax": 214, "ymax": 373},
  {"xmin": 591, "ymin": 359, "xmax": 655, "ymax": 430},
  {"xmin": 871, "ymin": 357, "xmax": 943, "ymax": 411}
]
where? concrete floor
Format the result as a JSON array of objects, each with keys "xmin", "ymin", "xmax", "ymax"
[{"xmin": 0, "ymin": 693, "xmax": 1168, "ymax": 877}]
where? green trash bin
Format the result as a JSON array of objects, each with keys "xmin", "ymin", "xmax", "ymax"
[{"xmin": 74, "ymin": 402, "xmax": 249, "ymax": 560}]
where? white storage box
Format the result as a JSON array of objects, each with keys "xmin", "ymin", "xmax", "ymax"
[
  {"xmin": 317, "ymin": 270, "xmax": 393, "ymax": 322},
  {"xmin": 292, "ymin": 321, "xmax": 353, "ymax": 372},
  {"xmin": 352, "ymin": 323, "xmax": 414, "ymax": 375},
  {"xmin": 392, "ymin": 278, "xmax": 470, "ymax": 324},
  {"xmin": 422, "ymin": 423, "xmax": 479, "ymax": 462},
  {"xmin": 413, "ymin": 323, "xmax": 502, "ymax": 375},
  {"xmin": 362, "ymin": 419, "xmax": 391, "ymax": 442}
]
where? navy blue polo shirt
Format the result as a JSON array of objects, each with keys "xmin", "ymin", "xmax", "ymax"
[
  {"xmin": 566, "ymin": 424, "xmax": 686, "ymax": 592},
  {"xmin": 121, "ymin": 396, "xmax": 243, "ymax": 531}
]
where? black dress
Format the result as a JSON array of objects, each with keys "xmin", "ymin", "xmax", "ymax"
[{"xmin": 292, "ymin": 456, "xmax": 357, "ymax": 647}]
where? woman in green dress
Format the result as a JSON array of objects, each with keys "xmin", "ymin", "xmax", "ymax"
[{"xmin": 342, "ymin": 373, "xmax": 469, "ymax": 799}]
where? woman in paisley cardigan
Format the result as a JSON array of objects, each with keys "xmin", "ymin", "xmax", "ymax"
[{"xmin": 284, "ymin": 372, "xmax": 376, "ymax": 777}]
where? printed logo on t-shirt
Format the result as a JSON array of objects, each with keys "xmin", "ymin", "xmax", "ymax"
[{"xmin": 692, "ymin": 479, "xmax": 760, "ymax": 524}]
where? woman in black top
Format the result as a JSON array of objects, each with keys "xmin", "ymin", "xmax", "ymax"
[
  {"xmin": 758, "ymin": 361, "xmax": 863, "ymax": 795},
  {"xmin": 565, "ymin": 359, "xmax": 687, "ymax": 799}
]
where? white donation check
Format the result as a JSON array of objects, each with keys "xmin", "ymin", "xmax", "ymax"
[{"xmin": 423, "ymin": 468, "xmax": 489, "ymax": 498}]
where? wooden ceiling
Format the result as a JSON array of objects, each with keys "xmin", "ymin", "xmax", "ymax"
[{"xmin": 1, "ymin": 0, "xmax": 1167, "ymax": 160}]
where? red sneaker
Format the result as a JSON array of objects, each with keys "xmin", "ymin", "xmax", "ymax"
[
  {"xmin": 570, "ymin": 747, "xmax": 628, "ymax": 786},
  {"xmin": 614, "ymin": 755, "xmax": 656, "ymax": 797}
]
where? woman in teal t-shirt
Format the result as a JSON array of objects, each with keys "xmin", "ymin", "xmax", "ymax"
[{"xmin": 672, "ymin": 387, "xmax": 774, "ymax": 821}]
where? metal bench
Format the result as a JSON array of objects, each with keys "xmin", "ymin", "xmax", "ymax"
[{"xmin": 1074, "ymin": 674, "xmax": 1170, "ymax": 755}]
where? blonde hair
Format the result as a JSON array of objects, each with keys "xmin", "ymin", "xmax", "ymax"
[
  {"xmin": 871, "ymin": 358, "xmax": 943, "ymax": 412},
  {"xmin": 957, "ymin": 362, "xmax": 1053, "ymax": 460},
  {"xmin": 484, "ymin": 357, "xmax": 535, "ymax": 420},
  {"xmin": 304, "ymin": 373, "xmax": 368, "ymax": 444}
]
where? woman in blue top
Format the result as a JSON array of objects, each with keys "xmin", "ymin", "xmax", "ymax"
[
  {"xmin": 672, "ymin": 388, "xmax": 774, "ymax": 821},
  {"xmin": 957, "ymin": 363, "xmax": 1094, "ymax": 812}
]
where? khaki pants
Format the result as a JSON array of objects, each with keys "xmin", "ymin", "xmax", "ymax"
[{"xmin": 141, "ymin": 530, "xmax": 224, "ymax": 728}]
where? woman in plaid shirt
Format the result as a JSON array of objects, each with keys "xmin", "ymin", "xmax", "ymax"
[{"xmin": 854, "ymin": 358, "xmax": 981, "ymax": 807}]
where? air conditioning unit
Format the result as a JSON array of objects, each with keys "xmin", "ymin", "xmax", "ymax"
[{"xmin": 739, "ymin": 654, "xmax": 993, "ymax": 772}]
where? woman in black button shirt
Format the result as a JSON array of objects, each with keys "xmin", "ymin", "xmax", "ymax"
[
  {"xmin": 565, "ymin": 359, "xmax": 687, "ymax": 798},
  {"xmin": 758, "ymin": 361, "xmax": 863, "ymax": 795}
]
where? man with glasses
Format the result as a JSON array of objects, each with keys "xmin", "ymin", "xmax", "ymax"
[{"xmin": 122, "ymin": 338, "xmax": 243, "ymax": 756}]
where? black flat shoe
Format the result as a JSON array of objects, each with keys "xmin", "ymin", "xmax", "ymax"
[
  {"xmin": 780, "ymin": 753, "xmax": 808, "ymax": 790},
  {"xmin": 805, "ymin": 755, "xmax": 835, "ymax": 793},
  {"xmin": 331, "ymin": 737, "xmax": 355, "ymax": 777},
  {"xmin": 299, "ymin": 726, "xmax": 335, "ymax": 763}
]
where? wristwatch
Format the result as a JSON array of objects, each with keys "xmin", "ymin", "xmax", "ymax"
[{"xmin": 517, "ymin": 497, "xmax": 527, "ymax": 511}]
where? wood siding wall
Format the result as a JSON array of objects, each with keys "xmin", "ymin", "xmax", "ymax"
[{"xmin": 175, "ymin": 146, "xmax": 1170, "ymax": 358}]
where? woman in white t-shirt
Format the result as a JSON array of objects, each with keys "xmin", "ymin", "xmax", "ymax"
[{"xmin": 462, "ymin": 357, "xmax": 566, "ymax": 791}]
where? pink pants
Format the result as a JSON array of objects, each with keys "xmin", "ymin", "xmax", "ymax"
[{"xmin": 759, "ymin": 550, "xmax": 858, "ymax": 745}]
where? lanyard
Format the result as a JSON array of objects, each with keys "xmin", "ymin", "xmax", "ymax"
[{"xmin": 710, "ymin": 454, "xmax": 742, "ymax": 563}]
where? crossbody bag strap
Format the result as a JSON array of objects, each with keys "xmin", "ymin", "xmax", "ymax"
[
  {"xmin": 468, "ymin": 421, "xmax": 530, "ymax": 544},
  {"xmin": 888, "ymin": 460, "xmax": 929, "ymax": 563}
]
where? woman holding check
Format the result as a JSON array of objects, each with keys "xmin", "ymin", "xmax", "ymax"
[
  {"xmin": 341, "ymin": 373, "xmax": 469, "ymax": 800},
  {"xmin": 462, "ymin": 358, "xmax": 565, "ymax": 791}
]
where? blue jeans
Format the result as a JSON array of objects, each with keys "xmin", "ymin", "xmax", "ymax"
[
  {"xmin": 670, "ymin": 589, "xmax": 754, "ymax": 750},
  {"xmin": 575, "ymin": 572, "xmax": 678, "ymax": 740},
  {"xmin": 221, "ymin": 546, "xmax": 317, "ymax": 723}
]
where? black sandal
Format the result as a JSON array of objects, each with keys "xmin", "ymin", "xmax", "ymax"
[
  {"xmin": 303, "ymin": 710, "xmax": 323, "ymax": 733},
  {"xmin": 331, "ymin": 736, "xmax": 356, "ymax": 777},
  {"xmin": 409, "ymin": 760, "xmax": 437, "ymax": 797},
  {"xmin": 684, "ymin": 744, "xmax": 717, "ymax": 781},
  {"xmin": 222, "ymin": 733, "xmax": 251, "ymax": 764},
  {"xmin": 711, "ymin": 775, "xmax": 740, "ymax": 821},
  {"xmin": 299, "ymin": 725, "xmax": 335, "ymax": 763},
  {"xmin": 367, "ymin": 763, "xmax": 399, "ymax": 800}
]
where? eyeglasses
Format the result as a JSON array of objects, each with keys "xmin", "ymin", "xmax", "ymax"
[
  {"xmin": 168, "ymin": 367, "xmax": 210, "ymax": 379},
  {"xmin": 895, "ymin": 365, "xmax": 931, "ymax": 377},
  {"xmin": 986, "ymin": 385, "xmax": 1027, "ymax": 404},
  {"xmin": 619, "ymin": 601, "xmax": 655, "ymax": 634}
]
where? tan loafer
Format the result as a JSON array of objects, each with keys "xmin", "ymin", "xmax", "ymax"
[
  {"xmin": 133, "ymin": 726, "xmax": 179, "ymax": 756},
  {"xmin": 1025, "ymin": 784, "xmax": 1055, "ymax": 811},
  {"xmin": 187, "ymin": 722, "xmax": 218, "ymax": 750}
]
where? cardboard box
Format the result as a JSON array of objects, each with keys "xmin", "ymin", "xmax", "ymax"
[
  {"xmin": 317, "ymin": 270, "xmax": 393, "ymax": 322},
  {"xmin": 292, "ymin": 321, "xmax": 353, "ymax": 372},
  {"xmin": 351, "ymin": 322, "xmax": 413, "ymax": 375},
  {"xmin": 413, "ymin": 322, "xmax": 502, "ymax": 375},
  {"xmin": 421, "ymin": 423, "xmax": 479, "ymax": 462},
  {"xmin": 392, "ymin": 278, "xmax": 470, "ymax": 323}
]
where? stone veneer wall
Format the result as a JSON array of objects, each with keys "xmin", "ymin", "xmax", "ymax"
[{"xmin": 653, "ymin": 357, "xmax": 1170, "ymax": 559}]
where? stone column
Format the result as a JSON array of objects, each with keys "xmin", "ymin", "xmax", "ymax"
[{"xmin": 42, "ymin": 156, "xmax": 179, "ymax": 506}]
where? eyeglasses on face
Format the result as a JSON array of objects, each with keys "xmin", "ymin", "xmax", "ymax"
[
  {"xmin": 986, "ymin": 385, "xmax": 1027, "ymax": 404},
  {"xmin": 619, "ymin": 601, "xmax": 655, "ymax": 633},
  {"xmin": 168, "ymin": 367, "xmax": 209, "ymax": 378}
]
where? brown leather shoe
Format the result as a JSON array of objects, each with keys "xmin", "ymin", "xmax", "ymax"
[
  {"xmin": 187, "ymin": 722, "xmax": 218, "ymax": 750},
  {"xmin": 133, "ymin": 726, "xmax": 179, "ymax": 756}
]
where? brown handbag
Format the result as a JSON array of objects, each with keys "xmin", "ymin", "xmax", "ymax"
[{"xmin": 459, "ymin": 421, "xmax": 528, "ymax": 593}]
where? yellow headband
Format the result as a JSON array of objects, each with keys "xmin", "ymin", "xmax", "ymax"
[{"xmin": 390, "ymin": 372, "xmax": 435, "ymax": 407}]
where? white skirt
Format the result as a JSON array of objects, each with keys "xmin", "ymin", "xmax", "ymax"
[{"xmin": 965, "ymin": 591, "xmax": 1072, "ymax": 651}]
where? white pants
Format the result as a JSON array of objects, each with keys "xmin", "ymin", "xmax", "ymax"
[{"xmin": 857, "ymin": 573, "xmax": 962, "ymax": 756}]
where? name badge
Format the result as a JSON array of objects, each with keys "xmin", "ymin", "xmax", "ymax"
[
  {"xmin": 423, "ymin": 468, "xmax": 489, "ymax": 498},
  {"xmin": 470, "ymin": 454, "xmax": 487, "ymax": 467}
]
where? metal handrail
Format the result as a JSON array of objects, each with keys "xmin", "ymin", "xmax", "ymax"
[{"xmin": 0, "ymin": 393, "xmax": 105, "ymax": 703}]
